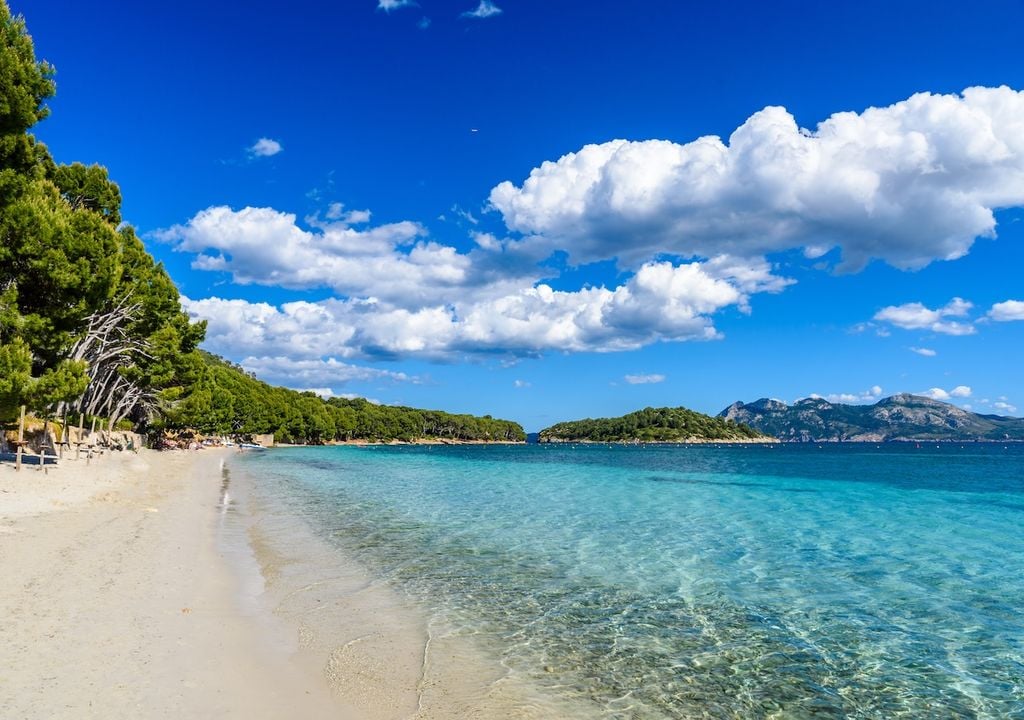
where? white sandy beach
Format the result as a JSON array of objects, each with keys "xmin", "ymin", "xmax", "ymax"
[
  {"xmin": 0, "ymin": 449, "xmax": 347, "ymax": 719},
  {"xmin": 0, "ymin": 448, "xmax": 591, "ymax": 719}
]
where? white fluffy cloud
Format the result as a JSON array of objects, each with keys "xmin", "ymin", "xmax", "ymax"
[
  {"xmin": 378, "ymin": 0, "xmax": 414, "ymax": 10},
  {"xmin": 922, "ymin": 385, "xmax": 972, "ymax": 401},
  {"xmin": 490, "ymin": 86, "xmax": 1024, "ymax": 271},
  {"xmin": 874, "ymin": 298, "xmax": 976, "ymax": 335},
  {"xmin": 173, "ymin": 86, "xmax": 1024, "ymax": 367},
  {"xmin": 158, "ymin": 206, "xmax": 497, "ymax": 307},
  {"xmin": 461, "ymin": 1, "xmax": 502, "ymax": 18},
  {"xmin": 808, "ymin": 385, "xmax": 883, "ymax": 404},
  {"xmin": 910, "ymin": 346, "xmax": 937, "ymax": 356},
  {"xmin": 162, "ymin": 194, "xmax": 781, "ymax": 359},
  {"xmin": 239, "ymin": 356, "xmax": 415, "ymax": 387},
  {"xmin": 993, "ymin": 400, "xmax": 1018, "ymax": 414},
  {"xmin": 249, "ymin": 138, "xmax": 282, "ymax": 157},
  {"xmin": 183, "ymin": 259, "xmax": 745, "ymax": 359},
  {"xmin": 988, "ymin": 299, "xmax": 1024, "ymax": 321},
  {"xmin": 624, "ymin": 374, "xmax": 666, "ymax": 385}
]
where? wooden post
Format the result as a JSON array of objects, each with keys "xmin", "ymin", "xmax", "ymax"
[
  {"xmin": 15, "ymin": 405, "xmax": 25, "ymax": 472},
  {"xmin": 76, "ymin": 413, "xmax": 84, "ymax": 460},
  {"xmin": 60, "ymin": 412, "xmax": 68, "ymax": 459},
  {"xmin": 38, "ymin": 417, "xmax": 49, "ymax": 472}
]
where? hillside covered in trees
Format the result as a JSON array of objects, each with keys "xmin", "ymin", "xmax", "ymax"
[
  {"xmin": 539, "ymin": 406, "xmax": 771, "ymax": 443},
  {"xmin": 167, "ymin": 354, "xmax": 524, "ymax": 444},
  {"xmin": 0, "ymin": 3, "xmax": 523, "ymax": 445}
]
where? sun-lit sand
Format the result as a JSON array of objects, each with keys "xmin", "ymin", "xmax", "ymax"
[{"xmin": 0, "ymin": 449, "xmax": 346, "ymax": 719}]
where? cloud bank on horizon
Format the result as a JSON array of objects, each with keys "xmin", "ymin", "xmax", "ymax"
[{"xmin": 163, "ymin": 86, "xmax": 1024, "ymax": 388}]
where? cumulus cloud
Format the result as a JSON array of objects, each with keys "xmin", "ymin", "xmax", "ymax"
[
  {"xmin": 461, "ymin": 0, "xmax": 502, "ymax": 18},
  {"xmin": 993, "ymin": 400, "xmax": 1018, "ymax": 414},
  {"xmin": 874, "ymin": 298, "xmax": 976, "ymax": 335},
  {"xmin": 249, "ymin": 138, "xmax": 282, "ymax": 157},
  {"xmin": 513, "ymin": 379, "xmax": 531, "ymax": 388},
  {"xmin": 921, "ymin": 385, "xmax": 971, "ymax": 401},
  {"xmin": 624, "ymin": 374, "xmax": 666, "ymax": 385},
  {"xmin": 164, "ymin": 200, "xmax": 778, "ymax": 359},
  {"xmin": 158, "ymin": 206, "xmax": 489, "ymax": 307},
  {"xmin": 290, "ymin": 387, "xmax": 336, "ymax": 399},
  {"xmin": 807, "ymin": 385, "xmax": 883, "ymax": 404},
  {"xmin": 183, "ymin": 259, "xmax": 744, "ymax": 359},
  {"xmin": 490, "ymin": 86, "xmax": 1024, "ymax": 272},
  {"xmin": 910, "ymin": 346, "xmax": 937, "ymax": 356},
  {"xmin": 175, "ymin": 85, "xmax": 1024, "ymax": 366},
  {"xmin": 239, "ymin": 356, "xmax": 415, "ymax": 388},
  {"xmin": 988, "ymin": 299, "xmax": 1024, "ymax": 321}
]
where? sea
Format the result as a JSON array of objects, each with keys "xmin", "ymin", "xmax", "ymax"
[{"xmin": 235, "ymin": 443, "xmax": 1024, "ymax": 719}]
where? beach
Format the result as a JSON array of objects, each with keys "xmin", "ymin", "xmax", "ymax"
[
  {"xmin": 0, "ymin": 449, "xmax": 348, "ymax": 718},
  {"xmin": 0, "ymin": 448, "xmax": 588, "ymax": 719},
  {"xmin": 5, "ymin": 444, "xmax": 1021, "ymax": 718}
]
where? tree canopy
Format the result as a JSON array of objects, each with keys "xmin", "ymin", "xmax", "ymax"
[
  {"xmin": 0, "ymin": 4, "xmax": 209, "ymax": 424},
  {"xmin": 166, "ymin": 353, "xmax": 525, "ymax": 444},
  {"xmin": 539, "ymin": 406, "xmax": 767, "ymax": 443}
]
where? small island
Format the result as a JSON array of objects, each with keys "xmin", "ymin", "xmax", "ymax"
[{"xmin": 538, "ymin": 406, "xmax": 774, "ymax": 443}]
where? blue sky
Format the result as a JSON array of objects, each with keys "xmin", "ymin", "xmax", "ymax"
[{"xmin": 19, "ymin": 0, "xmax": 1024, "ymax": 430}]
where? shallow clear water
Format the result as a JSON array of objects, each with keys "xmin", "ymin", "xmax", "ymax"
[{"xmin": 240, "ymin": 444, "xmax": 1024, "ymax": 718}]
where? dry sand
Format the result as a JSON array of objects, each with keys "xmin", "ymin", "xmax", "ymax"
[{"xmin": 0, "ymin": 449, "xmax": 344, "ymax": 719}]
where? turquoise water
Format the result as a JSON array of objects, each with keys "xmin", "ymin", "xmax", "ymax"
[{"xmin": 240, "ymin": 444, "xmax": 1024, "ymax": 718}]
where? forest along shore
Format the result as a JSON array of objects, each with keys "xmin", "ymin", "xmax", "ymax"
[{"xmin": 0, "ymin": 449, "xmax": 346, "ymax": 719}]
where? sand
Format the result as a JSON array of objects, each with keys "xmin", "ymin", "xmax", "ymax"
[{"xmin": 0, "ymin": 449, "xmax": 345, "ymax": 719}]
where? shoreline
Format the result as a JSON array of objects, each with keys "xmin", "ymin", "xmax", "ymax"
[
  {"xmin": 0, "ymin": 447, "xmax": 597, "ymax": 719},
  {"xmin": 276, "ymin": 438, "xmax": 526, "ymax": 447},
  {"xmin": 537, "ymin": 437, "xmax": 778, "ymax": 444},
  {"xmin": 229, "ymin": 453, "xmax": 602, "ymax": 719}
]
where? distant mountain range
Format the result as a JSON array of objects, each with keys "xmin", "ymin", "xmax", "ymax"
[{"xmin": 718, "ymin": 393, "xmax": 1024, "ymax": 442}]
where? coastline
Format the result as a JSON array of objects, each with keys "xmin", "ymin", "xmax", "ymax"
[
  {"xmin": 277, "ymin": 438, "xmax": 526, "ymax": 447},
  {"xmin": 537, "ymin": 436, "xmax": 779, "ymax": 444},
  {"xmin": 229, "ymin": 452, "xmax": 602, "ymax": 719},
  {"xmin": 0, "ymin": 446, "xmax": 596, "ymax": 719}
]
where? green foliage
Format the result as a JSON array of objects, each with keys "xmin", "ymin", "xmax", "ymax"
[
  {"xmin": 0, "ymin": 339, "xmax": 87, "ymax": 421},
  {"xmin": 163, "ymin": 353, "xmax": 526, "ymax": 444},
  {"xmin": 0, "ymin": 337, "xmax": 31, "ymax": 419},
  {"xmin": 51, "ymin": 162, "xmax": 122, "ymax": 225},
  {"xmin": 539, "ymin": 406, "xmax": 766, "ymax": 443},
  {"xmin": 0, "ymin": 2, "xmax": 54, "ymax": 171},
  {"xmin": 0, "ymin": 2, "xmax": 203, "ymax": 421},
  {"xmin": 25, "ymin": 358, "xmax": 88, "ymax": 410}
]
